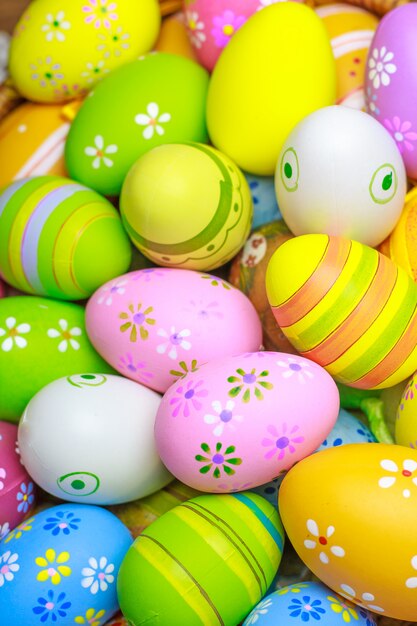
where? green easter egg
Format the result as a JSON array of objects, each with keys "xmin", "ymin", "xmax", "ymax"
[
  {"xmin": 0, "ymin": 296, "xmax": 114, "ymax": 422},
  {"xmin": 65, "ymin": 52, "xmax": 209, "ymax": 196}
]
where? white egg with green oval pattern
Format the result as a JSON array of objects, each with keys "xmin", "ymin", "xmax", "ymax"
[
  {"xmin": 18, "ymin": 374, "xmax": 172, "ymax": 505},
  {"xmin": 275, "ymin": 106, "xmax": 406, "ymax": 247},
  {"xmin": 120, "ymin": 143, "xmax": 252, "ymax": 270},
  {"xmin": 65, "ymin": 53, "xmax": 209, "ymax": 195},
  {"xmin": 8, "ymin": 0, "xmax": 160, "ymax": 103},
  {"xmin": 0, "ymin": 296, "xmax": 114, "ymax": 423}
]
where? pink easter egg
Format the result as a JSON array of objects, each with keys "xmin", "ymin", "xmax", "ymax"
[
  {"xmin": 85, "ymin": 268, "xmax": 262, "ymax": 393},
  {"xmin": 0, "ymin": 421, "xmax": 37, "ymax": 537},
  {"xmin": 365, "ymin": 4, "xmax": 417, "ymax": 180},
  {"xmin": 183, "ymin": 0, "xmax": 304, "ymax": 72},
  {"xmin": 154, "ymin": 352, "xmax": 340, "ymax": 492}
]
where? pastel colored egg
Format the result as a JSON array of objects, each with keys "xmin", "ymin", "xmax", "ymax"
[
  {"xmin": 0, "ymin": 176, "xmax": 132, "ymax": 300},
  {"xmin": 316, "ymin": 4, "xmax": 378, "ymax": 109},
  {"xmin": 207, "ymin": 3, "xmax": 336, "ymax": 175},
  {"xmin": 244, "ymin": 581, "xmax": 376, "ymax": 625},
  {"xmin": 85, "ymin": 268, "xmax": 262, "ymax": 393},
  {"xmin": 154, "ymin": 351, "xmax": 339, "ymax": 492},
  {"xmin": 155, "ymin": 12, "xmax": 197, "ymax": 60},
  {"xmin": 0, "ymin": 504, "xmax": 132, "ymax": 626},
  {"xmin": 0, "ymin": 421, "xmax": 37, "ymax": 536},
  {"xmin": 117, "ymin": 492, "xmax": 284, "ymax": 626},
  {"xmin": 228, "ymin": 220, "xmax": 297, "ymax": 354},
  {"xmin": 244, "ymin": 173, "xmax": 281, "ymax": 229},
  {"xmin": 395, "ymin": 371, "xmax": 417, "ymax": 448},
  {"xmin": 120, "ymin": 143, "xmax": 252, "ymax": 270},
  {"xmin": 0, "ymin": 296, "xmax": 114, "ymax": 423},
  {"xmin": 279, "ymin": 443, "xmax": 417, "ymax": 620},
  {"xmin": 9, "ymin": 0, "xmax": 160, "ymax": 103},
  {"xmin": 275, "ymin": 106, "xmax": 406, "ymax": 247},
  {"xmin": 266, "ymin": 234, "xmax": 417, "ymax": 389},
  {"xmin": 65, "ymin": 53, "xmax": 209, "ymax": 196},
  {"xmin": 365, "ymin": 4, "xmax": 417, "ymax": 180},
  {"xmin": 18, "ymin": 374, "xmax": 172, "ymax": 504}
]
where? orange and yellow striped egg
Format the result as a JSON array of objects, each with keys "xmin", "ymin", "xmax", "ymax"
[
  {"xmin": 266, "ymin": 234, "xmax": 417, "ymax": 390},
  {"xmin": 315, "ymin": 3, "xmax": 378, "ymax": 109}
]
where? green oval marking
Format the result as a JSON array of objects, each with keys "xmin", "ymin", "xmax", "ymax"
[
  {"xmin": 71, "ymin": 479, "xmax": 86, "ymax": 490},
  {"xmin": 382, "ymin": 172, "xmax": 392, "ymax": 190},
  {"xmin": 284, "ymin": 162, "xmax": 293, "ymax": 179}
]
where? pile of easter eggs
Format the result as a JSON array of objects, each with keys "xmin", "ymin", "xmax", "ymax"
[{"xmin": 1, "ymin": 0, "xmax": 417, "ymax": 624}]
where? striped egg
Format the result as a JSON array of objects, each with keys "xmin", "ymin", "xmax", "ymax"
[
  {"xmin": 0, "ymin": 176, "xmax": 132, "ymax": 300},
  {"xmin": 379, "ymin": 187, "xmax": 417, "ymax": 282},
  {"xmin": 266, "ymin": 234, "xmax": 417, "ymax": 390},
  {"xmin": 120, "ymin": 143, "xmax": 252, "ymax": 270},
  {"xmin": 315, "ymin": 3, "xmax": 378, "ymax": 109},
  {"xmin": 117, "ymin": 492, "xmax": 284, "ymax": 626}
]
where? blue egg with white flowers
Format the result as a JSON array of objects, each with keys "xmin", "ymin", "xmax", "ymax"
[{"xmin": 245, "ymin": 173, "xmax": 281, "ymax": 228}]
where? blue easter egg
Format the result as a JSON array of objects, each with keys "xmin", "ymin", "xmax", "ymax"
[
  {"xmin": 243, "ymin": 581, "xmax": 377, "ymax": 625},
  {"xmin": 245, "ymin": 173, "xmax": 281, "ymax": 228},
  {"xmin": 317, "ymin": 409, "xmax": 376, "ymax": 451},
  {"xmin": 0, "ymin": 504, "xmax": 132, "ymax": 626}
]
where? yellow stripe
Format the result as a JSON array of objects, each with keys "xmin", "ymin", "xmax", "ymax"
[
  {"xmin": 373, "ymin": 342, "xmax": 417, "ymax": 389},
  {"xmin": 135, "ymin": 535, "xmax": 222, "ymax": 625}
]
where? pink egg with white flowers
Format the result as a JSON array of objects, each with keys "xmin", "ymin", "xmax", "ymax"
[
  {"xmin": 365, "ymin": 4, "xmax": 417, "ymax": 180},
  {"xmin": 154, "ymin": 352, "xmax": 340, "ymax": 492},
  {"xmin": 86, "ymin": 268, "xmax": 262, "ymax": 393},
  {"xmin": 0, "ymin": 421, "xmax": 37, "ymax": 537}
]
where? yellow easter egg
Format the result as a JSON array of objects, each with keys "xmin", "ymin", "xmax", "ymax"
[
  {"xmin": 279, "ymin": 443, "xmax": 417, "ymax": 621},
  {"xmin": 9, "ymin": 0, "xmax": 161, "ymax": 103},
  {"xmin": 207, "ymin": 3, "xmax": 336, "ymax": 176},
  {"xmin": 155, "ymin": 12, "xmax": 197, "ymax": 60},
  {"xmin": 315, "ymin": 4, "xmax": 379, "ymax": 109},
  {"xmin": 266, "ymin": 234, "xmax": 417, "ymax": 390},
  {"xmin": 396, "ymin": 371, "xmax": 417, "ymax": 448}
]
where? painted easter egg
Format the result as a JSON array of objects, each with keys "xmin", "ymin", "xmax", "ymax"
[
  {"xmin": 266, "ymin": 234, "xmax": 417, "ymax": 390},
  {"xmin": 316, "ymin": 4, "xmax": 378, "ymax": 109},
  {"xmin": 120, "ymin": 143, "xmax": 252, "ymax": 270},
  {"xmin": 0, "ymin": 176, "xmax": 132, "ymax": 300},
  {"xmin": 365, "ymin": 4, "xmax": 417, "ymax": 180},
  {"xmin": 0, "ymin": 421, "xmax": 37, "ymax": 537},
  {"xmin": 117, "ymin": 492, "xmax": 284, "ymax": 626},
  {"xmin": 244, "ymin": 581, "xmax": 376, "ymax": 625},
  {"xmin": 0, "ymin": 504, "xmax": 132, "ymax": 626},
  {"xmin": 0, "ymin": 296, "xmax": 114, "ymax": 423},
  {"xmin": 228, "ymin": 220, "xmax": 296, "ymax": 354},
  {"xmin": 379, "ymin": 187, "xmax": 417, "ymax": 282},
  {"xmin": 154, "ymin": 352, "xmax": 339, "ymax": 492},
  {"xmin": 9, "ymin": 0, "xmax": 160, "ymax": 103},
  {"xmin": 275, "ymin": 106, "xmax": 406, "ymax": 247},
  {"xmin": 155, "ymin": 11, "xmax": 197, "ymax": 60},
  {"xmin": 395, "ymin": 371, "xmax": 417, "ymax": 448},
  {"xmin": 86, "ymin": 268, "xmax": 262, "ymax": 393},
  {"xmin": 65, "ymin": 53, "xmax": 209, "ymax": 195},
  {"xmin": 207, "ymin": 3, "xmax": 336, "ymax": 175},
  {"xmin": 244, "ymin": 173, "xmax": 281, "ymax": 229},
  {"xmin": 279, "ymin": 443, "xmax": 417, "ymax": 620},
  {"xmin": 19, "ymin": 374, "xmax": 172, "ymax": 505}
]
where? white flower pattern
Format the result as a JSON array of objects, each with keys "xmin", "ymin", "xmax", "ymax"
[
  {"xmin": 339, "ymin": 584, "xmax": 384, "ymax": 612},
  {"xmin": 246, "ymin": 598, "xmax": 273, "ymax": 624},
  {"xmin": 156, "ymin": 327, "xmax": 191, "ymax": 360},
  {"xmin": 304, "ymin": 519, "xmax": 345, "ymax": 564},
  {"xmin": 47, "ymin": 319, "xmax": 82, "ymax": 352},
  {"xmin": 0, "ymin": 467, "xmax": 6, "ymax": 490},
  {"xmin": 0, "ymin": 551, "xmax": 19, "ymax": 586},
  {"xmin": 378, "ymin": 459, "xmax": 417, "ymax": 498},
  {"xmin": 0, "ymin": 522, "xmax": 10, "ymax": 541},
  {"xmin": 368, "ymin": 47, "xmax": 396, "ymax": 89},
  {"xmin": 406, "ymin": 555, "xmax": 417, "ymax": 589},
  {"xmin": 81, "ymin": 60, "xmax": 109, "ymax": 84},
  {"xmin": 97, "ymin": 26, "xmax": 130, "ymax": 58},
  {"xmin": 84, "ymin": 135, "xmax": 118, "ymax": 169},
  {"xmin": 204, "ymin": 400, "xmax": 243, "ymax": 437},
  {"xmin": 276, "ymin": 357, "xmax": 314, "ymax": 383},
  {"xmin": 81, "ymin": 556, "xmax": 115, "ymax": 594},
  {"xmin": 135, "ymin": 103, "xmax": 171, "ymax": 140},
  {"xmin": 0, "ymin": 317, "xmax": 31, "ymax": 352},
  {"xmin": 185, "ymin": 10, "xmax": 206, "ymax": 49},
  {"xmin": 97, "ymin": 279, "xmax": 128, "ymax": 305},
  {"xmin": 41, "ymin": 12, "xmax": 71, "ymax": 42}
]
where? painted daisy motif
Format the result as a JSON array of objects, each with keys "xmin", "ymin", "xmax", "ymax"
[
  {"xmin": 47, "ymin": 319, "xmax": 82, "ymax": 352},
  {"xmin": 276, "ymin": 357, "xmax": 314, "ymax": 383},
  {"xmin": 31, "ymin": 57, "xmax": 64, "ymax": 88},
  {"xmin": 227, "ymin": 368, "xmax": 273, "ymax": 402},
  {"xmin": 0, "ymin": 317, "xmax": 31, "ymax": 352},
  {"xmin": 97, "ymin": 25, "xmax": 130, "ymax": 58},
  {"xmin": 0, "ymin": 551, "xmax": 19, "ymax": 586},
  {"xmin": 245, "ymin": 598, "xmax": 273, "ymax": 624},
  {"xmin": 204, "ymin": 400, "xmax": 243, "ymax": 436},
  {"xmin": 84, "ymin": 135, "xmax": 118, "ymax": 169},
  {"xmin": 185, "ymin": 10, "xmax": 206, "ymax": 49},
  {"xmin": 81, "ymin": 60, "xmax": 109, "ymax": 83},
  {"xmin": 157, "ymin": 327, "xmax": 192, "ymax": 360},
  {"xmin": 4, "ymin": 517, "xmax": 34, "ymax": 543},
  {"xmin": 83, "ymin": 0, "xmax": 118, "ymax": 29},
  {"xmin": 339, "ymin": 584, "xmax": 384, "ymax": 612},
  {"xmin": 41, "ymin": 11, "xmax": 71, "ymax": 42},
  {"xmin": 368, "ymin": 46, "xmax": 396, "ymax": 89},
  {"xmin": 74, "ymin": 608, "xmax": 106, "ymax": 626},
  {"xmin": 327, "ymin": 595, "xmax": 358, "ymax": 622},
  {"xmin": 276, "ymin": 583, "xmax": 309, "ymax": 595},
  {"xmin": 384, "ymin": 117, "xmax": 417, "ymax": 154},
  {"xmin": 119, "ymin": 303, "xmax": 155, "ymax": 342},
  {"xmin": 135, "ymin": 103, "xmax": 171, "ymax": 140},
  {"xmin": 81, "ymin": 556, "xmax": 115, "ymax": 594},
  {"xmin": 195, "ymin": 442, "xmax": 242, "ymax": 478},
  {"xmin": 262, "ymin": 423, "xmax": 304, "ymax": 460},
  {"xmin": 303, "ymin": 519, "xmax": 345, "ymax": 564},
  {"xmin": 405, "ymin": 555, "xmax": 417, "ymax": 588},
  {"xmin": 170, "ymin": 379, "xmax": 208, "ymax": 418},
  {"xmin": 378, "ymin": 458, "xmax": 417, "ymax": 498},
  {"xmin": 35, "ymin": 549, "xmax": 71, "ymax": 585},
  {"xmin": 96, "ymin": 278, "xmax": 127, "ymax": 305}
]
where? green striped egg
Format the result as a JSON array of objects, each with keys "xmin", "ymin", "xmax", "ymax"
[
  {"xmin": 120, "ymin": 143, "xmax": 253, "ymax": 271},
  {"xmin": 0, "ymin": 176, "xmax": 132, "ymax": 300},
  {"xmin": 117, "ymin": 492, "xmax": 284, "ymax": 626}
]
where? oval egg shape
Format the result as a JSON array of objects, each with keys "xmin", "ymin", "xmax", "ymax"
[
  {"xmin": 117, "ymin": 492, "xmax": 284, "ymax": 626},
  {"xmin": 0, "ymin": 296, "xmax": 114, "ymax": 422},
  {"xmin": 0, "ymin": 503, "xmax": 132, "ymax": 626},
  {"xmin": 86, "ymin": 268, "xmax": 262, "ymax": 393},
  {"xmin": 365, "ymin": 4, "xmax": 417, "ymax": 180},
  {"xmin": 18, "ymin": 374, "xmax": 172, "ymax": 504},
  {"xmin": 266, "ymin": 234, "xmax": 417, "ymax": 389},
  {"xmin": 207, "ymin": 2, "xmax": 336, "ymax": 175},
  {"xmin": 279, "ymin": 443, "xmax": 417, "ymax": 621},
  {"xmin": 65, "ymin": 52, "xmax": 209, "ymax": 195},
  {"xmin": 9, "ymin": 0, "xmax": 161, "ymax": 103},
  {"xmin": 395, "ymin": 371, "xmax": 417, "ymax": 448},
  {"xmin": 154, "ymin": 351, "xmax": 339, "ymax": 492},
  {"xmin": 0, "ymin": 176, "xmax": 132, "ymax": 300}
]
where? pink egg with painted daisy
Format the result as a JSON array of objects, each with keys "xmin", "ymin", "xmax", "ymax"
[
  {"xmin": 183, "ymin": 0, "xmax": 305, "ymax": 72},
  {"xmin": 154, "ymin": 352, "xmax": 339, "ymax": 492},
  {"xmin": 85, "ymin": 268, "xmax": 262, "ymax": 393}
]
